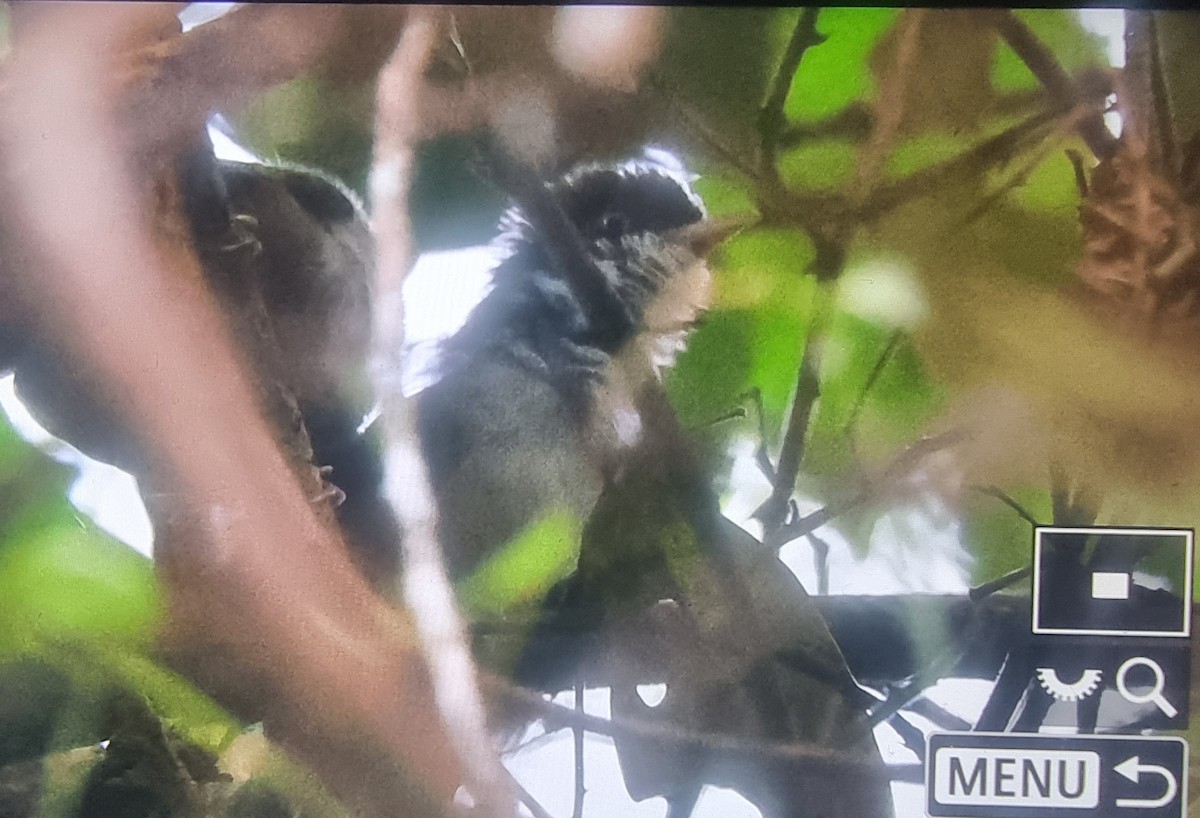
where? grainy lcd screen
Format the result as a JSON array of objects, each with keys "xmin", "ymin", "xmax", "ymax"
[{"xmin": 0, "ymin": 6, "xmax": 1195, "ymax": 818}]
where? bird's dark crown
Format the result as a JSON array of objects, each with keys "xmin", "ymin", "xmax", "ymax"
[{"xmin": 443, "ymin": 152, "xmax": 709, "ymax": 411}]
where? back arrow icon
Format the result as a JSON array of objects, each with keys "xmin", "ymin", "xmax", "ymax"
[{"xmin": 1114, "ymin": 755, "xmax": 1178, "ymax": 809}]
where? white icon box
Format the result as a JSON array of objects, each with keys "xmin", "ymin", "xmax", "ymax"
[
  {"xmin": 1032, "ymin": 526, "xmax": 1194, "ymax": 637},
  {"xmin": 1091, "ymin": 572, "xmax": 1130, "ymax": 601}
]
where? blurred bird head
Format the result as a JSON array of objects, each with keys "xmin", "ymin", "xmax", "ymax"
[{"xmin": 449, "ymin": 149, "xmax": 741, "ymax": 411}]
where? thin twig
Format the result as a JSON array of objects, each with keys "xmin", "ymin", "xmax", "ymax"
[
  {"xmin": 742, "ymin": 387, "xmax": 779, "ymax": 482},
  {"xmin": 969, "ymin": 565, "xmax": 1032, "ymax": 602},
  {"xmin": 960, "ymin": 104, "xmax": 1094, "ymax": 225},
  {"xmin": 994, "ymin": 11, "xmax": 1117, "ymax": 160},
  {"xmin": 770, "ymin": 428, "xmax": 969, "ymax": 547},
  {"xmin": 755, "ymin": 288, "xmax": 828, "ymax": 541},
  {"xmin": 847, "ymin": 106, "xmax": 1065, "ymax": 223},
  {"xmin": 971, "ymin": 485, "xmax": 1041, "ymax": 527},
  {"xmin": 758, "ymin": 8, "xmax": 825, "ymax": 182},
  {"xmin": 776, "ymin": 89, "xmax": 1051, "ymax": 150},
  {"xmin": 757, "ymin": 13, "xmax": 926, "ymax": 543},
  {"xmin": 1066, "ymin": 148, "xmax": 1090, "ymax": 197},
  {"xmin": 843, "ymin": 330, "xmax": 902, "ymax": 437},
  {"xmin": 777, "ymin": 103, "xmax": 875, "ymax": 148},
  {"xmin": 369, "ymin": 9, "xmax": 514, "ymax": 814},
  {"xmin": 509, "ymin": 776, "xmax": 557, "ymax": 818},
  {"xmin": 758, "ymin": 1, "xmax": 926, "ymax": 534},
  {"xmin": 572, "ymin": 678, "xmax": 586, "ymax": 818}
]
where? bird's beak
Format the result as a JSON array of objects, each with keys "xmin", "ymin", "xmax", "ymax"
[{"xmin": 672, "ymin": 215, "xmax": 753, "ymax": 257}]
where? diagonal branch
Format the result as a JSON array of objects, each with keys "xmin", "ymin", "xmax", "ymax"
[
  {"xmin": 490, "ymin": 677, "xmax": 900, "ymax": 781},
  {"xmin": 0, "ymin": 6, "xmax": 460, "ymax": 817},
  {"xmin": 123, "ymin": 5, "xmax": 359, "ymax": 154},
  {"xmin": 770, "ymin": 429, "xmax": 969, "ymax": 547},
  {"xmin": 994, "ymin": 11, "xmax": 1118, "ymax": 161}
]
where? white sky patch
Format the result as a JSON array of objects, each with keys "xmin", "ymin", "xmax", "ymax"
[
  {"xmin": 209, "ymin": 117, "xmax": 262, "ymax": 165},
  {"xmin": 0, "ymin": 374, "xmax": 153, "ymax": 557},
  {"xmin": 922, "ymin": 678, "xmax": 997, "ymax": 727},
  {"xmin": 179, "ymin": 3, "xmax": 239, "ymax": 33},
  {"xmin": 890, "ymin": 782, "xmax": 928, "ymax": 817},
  {"xmin": 873, "ymin": 719, "xmax": 919, "ymax": 765},
  {"xmin": 1077, "ymin": 9, "xmax": 1126, "ymax": 68},
  {"xmin": 692, "ymin": 786, "xmax": 763, "ymax": 818},
  {"xmin": 1078, "ymin": 9, "xmax": 1126, "ymax": 138},
  {"xmin": 401, "ymin": 246, "xmax": 500, "ymax": 395},
  {"xmin": 506, "ymin": 687, "xmax": 673, "ymax": 818}
]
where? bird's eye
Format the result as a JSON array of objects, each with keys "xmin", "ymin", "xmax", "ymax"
[{"xmin": 599, "ymin": 213, "xmax": 628, "ymax": 238}]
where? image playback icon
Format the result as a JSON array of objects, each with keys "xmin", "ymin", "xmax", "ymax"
[{"xmin": 1032, "ymin": 527, "xmax": 1194, "ymax": 638}]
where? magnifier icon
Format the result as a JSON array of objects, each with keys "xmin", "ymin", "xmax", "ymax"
[{"xmin": 1116, "ymin": 656, "xmax": 1178, "ymax": 718}]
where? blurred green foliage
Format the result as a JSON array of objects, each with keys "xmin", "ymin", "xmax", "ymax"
[
  {"xmin": 0, "ymin": 411, "xmax": 246, "ymax": 814},
  {"xmin": 787, "ymin": 9, "xmax": 900, "ymax": 121},
  {"xmin": 458, "ymin": 508, "xmax": 584, "ymax": 620}
]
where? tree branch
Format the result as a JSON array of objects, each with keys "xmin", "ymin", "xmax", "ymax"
[
  {"xmin": 770, "ymin": 428, "xmax": 969, "ymax": 547},
  {"xmin": 490, "ymin": 677, "xmax": 899, "ymax": 781},
  {"xmin": 758, "ymin": 8, "xmax": 825, "ymax": 182},
  {"xmin": 0, "ymin": 6, "xmax": 460, "ymax": 816},
  {"xmin": 124, "ymin": 5, "xmax": 358, "ymax": 155},
  {"xmin": 755, "ymin": 298, "xmax": 826, "ymax": 543},
  {"xmin": 994, "ymin": 11, "xmax": 1118, "ymax": 161}
]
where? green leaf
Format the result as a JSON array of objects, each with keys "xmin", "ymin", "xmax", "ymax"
[
  {"xmin": 886, "ymin": 133, "xmax": 969, "ymax": 178},
  {"xmin": 802, "ymin": 252, "xmax": 944, "ymax": 479},
  {"xmin": 786, "ymin": 8, "xmax": 901, "ymax": 121},
  {"xmin": 105, "ymin": 652, "xmax": 240, "ymax": 755},
  {"xmin": 236, "ymin": 76, "xmax": 375, "ymax": 196},
  {"xmin": 714, "ymin": 228, "xmax": 815, "ymax": 309},
  {"xmin": 1007, "ymin": 140, "xmax": 1087, "ymax": 218},
  {"xmin": 0, "ymin": 522, "xmax": 160, "ymax": 654},
  {"xmin": 667, "ymin": 310, "xmax": 756, "ymax": 432},
  {"xmin": 691, "ymin": 172, "xmax": 758, "ymax": 220},
  {"xmin": 668, "ymin": 228, "xmax": 816, "ymax": 438},
  {"xmin": 962, "ymin": 486, "xmax": 1049, "ymax": 584},
  {"xmin": 779, "ymin": 139, "xmax": 858, "ymax": 192},
  {"xmin": 457, "ymin": 509, "xmax": 584, "ymax": 619}
]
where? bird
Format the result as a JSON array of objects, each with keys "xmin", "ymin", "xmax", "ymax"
[
  {"xmin": 415, "ymin": 149, "xmax": 733, "ymax": 580},
  {"xmin": 415, "ymin": 152, "xmax": 895, "ymax": 818}
]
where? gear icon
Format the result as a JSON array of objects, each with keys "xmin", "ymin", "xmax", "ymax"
[{"xmin": 1036, "ymin": 667, "xmax": 1103, "ymax": 702}]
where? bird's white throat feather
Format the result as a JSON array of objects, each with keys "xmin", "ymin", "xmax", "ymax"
[{"xmin": 590, "ymin": 256, "xmax": 712, "ymax": 451}]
